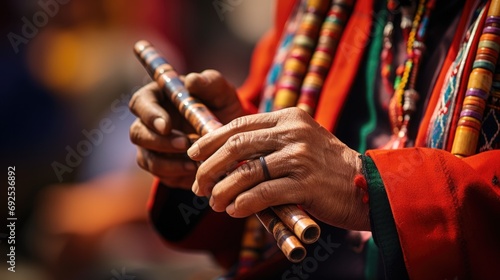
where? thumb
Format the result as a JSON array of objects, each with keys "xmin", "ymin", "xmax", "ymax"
[{"xmin": 184, "ymin": 70, "xmax": 243, "ymax": 123}]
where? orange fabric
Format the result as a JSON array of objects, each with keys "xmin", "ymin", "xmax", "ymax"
[
  {"xmin": 367, "ymin": 148, "xmax": 500, "ymax": 279},
  {"xmin": 415, "ymin": 0, "xmax": 481, "ymax": 147}
]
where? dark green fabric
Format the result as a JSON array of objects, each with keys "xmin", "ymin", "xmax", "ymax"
[
  {"xmin": 362, "ymin": 155, "xmax": 408, "ymax": 279},
  {"xmin": 360, "ymin": 7, "xmax": 388, "ymax": 279},
  {"xmin": 358, "ymin": 9, "xmax": 387, "ymax": 154}
]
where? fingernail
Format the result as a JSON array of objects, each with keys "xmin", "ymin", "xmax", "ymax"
[
  {"xmin": 209, "ymin": 196, "xmax": 215, "ymax": 208},
  {"xmin": 187, "ymin": 143, "xmax": 200, "ymax": 158},
  {"xmin": 226, "ymin": 203, "xmax": 235, "ymax": 216},
  {"xmin": 192, "ymin": 181, "xmax": 199, "ymax": 195},
  {"xmin": 153, "ymin": 118, "xmax": 166, "ymax": 134},
  {"xmin": 184, "ymin": 161, "xmax": 196, "ymax": 171},
  {"xmin": 171, "ymin": 137, "xmax": 187, "ymax": 150}
]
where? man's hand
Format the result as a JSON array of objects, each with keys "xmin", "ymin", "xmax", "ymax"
[
  {"xmin": 187, "ymin": 107, "xmax": 370, "ymax": 231},
  {"xmin": 129, "ymin": 70, "xmax": 246, "ymax": 189}
]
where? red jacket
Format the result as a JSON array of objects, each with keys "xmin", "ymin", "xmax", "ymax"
[{"xmin": 149, "ymin": 0, "xmax": 500, "ymax": 279}]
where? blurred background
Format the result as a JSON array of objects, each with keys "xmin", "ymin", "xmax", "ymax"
[{"xmin": 0, "ymin": 0, "xmax": 272, "ymax": 279}]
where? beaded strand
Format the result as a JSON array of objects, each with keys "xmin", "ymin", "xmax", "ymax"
[
  {"xmin": 452, "ymin": 0, "xmax": 500, "ymax": 157},
  {"xmin": 478, "ymin": 39, "xmax": 500, "ymax": 152},
  {"xmin": 259, "ymin": 0, "xmax": 308, "ymax": 113},
  {"xmin": 296, "ymin": 0, "xmax": 355, "ymax": 116},
  {"xmin": 273, "ymin": 0, "xmax": 331, "ymax": 110},
  {"xmin": 385, "ymin": 0, "xmax": 435, "ymax": 149}
]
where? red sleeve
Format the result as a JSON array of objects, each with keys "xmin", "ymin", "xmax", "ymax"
[{"xmin": 366, "ymin": 148, "xmax": 500, "ymax": 279}]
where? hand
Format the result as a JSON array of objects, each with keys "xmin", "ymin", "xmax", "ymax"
[
  {"xmin": 187, "ymin": 107, "xmax": 370, "ymax": 230},
  {"xmin": 129, "ymin": 70, "xmax": 246, "ymax": 189}
]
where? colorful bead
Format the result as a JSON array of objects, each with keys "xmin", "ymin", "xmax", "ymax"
[
  {"xmin": 466, "ymin": 68, "xmax": 493, "ymax": 92},
  {"xmin": 384, "ymin": 0, "xmax": 435, "ymax": 149},
  {"xmin": 473, "ymin": 59, "xmax": 496, "ymax": 72},
  {"xmin": 478, "ymin": 40, "xmax": 500, "ymax": 52},
  {"xmin": 295, "ymin": 0, "xmax": 354, "ymax": 115},
  {"xmin": 483, "ymin": 26, "xmax": 500, "ymax": 35},
  {"xmin": 273, "ymin": 0, "xmax": 330, "ymax": 110},
  {"xmin": 488, "ymin": 2, "xmax": 500, "ymax": 17},
  {"xmin": 452, "ymin": 6, "xmax": 500, "ymax": 157},
  {"xmin": 486, "ymin": 16, "xmax": 500, "ymax": 25}
]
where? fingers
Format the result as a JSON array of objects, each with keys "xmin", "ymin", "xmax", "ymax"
[
  {"xmin": 130, "ymin": 119, "xmax": 189, "ymax": 152},
  {"xmin": 129, "ymin": 82, "xmax": 171, "ymax": 135},
  {"xmin": 184, "ymin": 70, "xmax": 237, "ymax": 110},
  {"xmin": 207, "ymin": 153, "xmax": 286, "ymax": 212},
  {"xmin": 184, "ymin": 70, "xmax": 244, "ymax": 124},
  {"xmin": 226, "ymin": 177, "xmax": 304, "ymax": 218},
  {"xmin": 188, "ymin": 113, "xmax": 278, "ymax": 161},
  {"xmin": 136, "ymin": 148, "xmax": 197, "ymax": 184},
  {"xmin": 192, "ymin": 126, "xmax": 284, "ymax": 197}
]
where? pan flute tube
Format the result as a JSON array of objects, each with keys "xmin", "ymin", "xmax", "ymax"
[
  {"xmin": 256, "ymin": 209, "xmax": 306, "ymax": 263},
  {"xmin": 272, "ymin": 205, "xmax": 320, "ymax": 244}
]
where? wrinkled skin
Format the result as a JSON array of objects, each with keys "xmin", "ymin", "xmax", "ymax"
[
  {"xmin": 129, "ymin": 70, "xmax": 246, "ymax": 189},
  {"xmin": 130, "ymin": 70, "xmax": 370, "ymax": 231}
]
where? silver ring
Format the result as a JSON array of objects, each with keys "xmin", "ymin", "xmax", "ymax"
[{"xmin": 259, "ymin": 156, "xmax": 271, "ymax": 180}]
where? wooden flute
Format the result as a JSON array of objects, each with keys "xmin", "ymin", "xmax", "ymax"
[{"xmin": 133, "ymin": 40, "xmax": 320, "ymax": 262}]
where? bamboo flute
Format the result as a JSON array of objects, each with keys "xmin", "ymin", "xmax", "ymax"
[{"xmin": 134, "ymin": 40, "xmax": 320, "ymax": 262}]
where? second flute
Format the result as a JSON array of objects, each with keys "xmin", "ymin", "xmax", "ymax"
[{"xmin": 134, "ymin": 40, "xmax": 320, "ymax": 262}]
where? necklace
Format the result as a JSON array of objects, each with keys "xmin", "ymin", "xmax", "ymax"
[
  {"xmin": 383, "ymin": 0, "xmax": 436, "ymax": 149},
  {"xmin": 296, "ymin": 0, "xmax": 355, "ymax": 115},
  {"xmin": 271, "ymin": 0, "xmax": 354, "ymax": 115},
  {"xmin": 272, "ymin": 0, "xmax": 331, "ymax": 111}
]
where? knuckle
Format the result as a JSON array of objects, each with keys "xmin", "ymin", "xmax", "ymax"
[
  {"xmin": 195, "ymin": 168, "xmax": 206, "ymax": 184},
  {"xmin": 287, "ymin": 107, "xmax": 310, "ymax": 124},
  {"xmin": 285, "ymin": 107, "xmax": 302, "ymax": 118},
  {"xmin": 236, "ymin": 160, "xmax": 259, "ymax": 182},
  {"xmin": 129, "ymin": 120, "xmax": 142, "ymax": 144},
  {"xmin": 203, "ymin": 69, "xmax": 222, "ymax": 80},
  {"xmin": 136, "ymin": 150, "xmax": 146, "ymax": 169},
  {"xmin": 145, "ymin": 153, "xmax": 158, "ymax": 173},
  {"xmin": 294, "ymin": 143, "xmax": 309, "ymax": 157},
  {"xmin": 211, "ymin": 187, "xmax": 220, "ymax": 201},
  {"xmin": 226, "ymin": 133, "xmax": 246, "ymax": 155},
  {"xmin": 257, "ymin": 182, "xmax": 275, "ymax": 204},
  {"xmin": 233, "ymin": 195, "xmax": 253, "ymax": 215},
  {"xmin": 211, "ymin": 186, "xmax": 225, "ymax": 205},
  {"xmin": 286, "ymin": 144, "xmax": 309, "ymax": 170},
  {"xmin": 143, "ymin": 152, "xmax": 164, "ymax": 176},
  {"xmin": 128, "ymin": 91, "xmax": 140, "ymax": 112},
  {"xmin": 228, "ymin": 116, "xmax": 248, "ymax": 131},
  {"xmin": 195, "ymin": 166, "xmax": 214, "ymax": 187}
]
